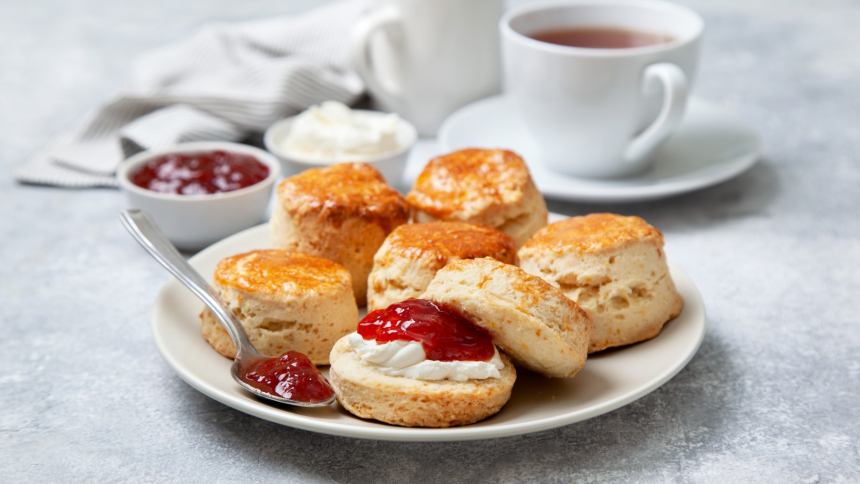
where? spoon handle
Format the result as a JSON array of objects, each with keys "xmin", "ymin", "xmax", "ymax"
[{"xmin": 120, "ymin": 209, "xmax": 258, "ymax": 358}]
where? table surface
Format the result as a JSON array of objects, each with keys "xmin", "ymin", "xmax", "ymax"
[{"xmin": 2, "ymin": 0, "xmax": 858, "ymax": 482}]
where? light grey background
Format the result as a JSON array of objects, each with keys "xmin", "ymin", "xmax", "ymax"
[{"xmin": 1, "ymin": 0, "xmax": 858, "ymax": 482}]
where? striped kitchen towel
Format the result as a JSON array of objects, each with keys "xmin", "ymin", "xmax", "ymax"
[{"xmin": 15, "ymin": 0, "xmax": 367, "ymax": 188}]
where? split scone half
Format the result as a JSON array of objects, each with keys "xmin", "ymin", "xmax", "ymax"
[
  {"xmin": 270, "ymin": 162, "xmax": 410, "ymax": 306},
  {"xmin": 406, "ymin": 149, "xmax": 548, "ymax": 246},
  {"xmin": 201, "ymin": 249, "xmax": 359, "ymax": 365},
  {"xmin": 422, "ymin": 258, "xmax": 592, "ymax": 378},
  {"xmin": 330, "ymin": 298, "xmax": 516, "ymax": 427},
  {"xmin": 518, "ymin": 213, "xmax": 684, "ymax": 353},
  {"xmin": 366, "ymin": 221, "xmax": 517, "ymax": 312},
  {"xmin": 329, "ymin": 336, "xmax": 516, "ymax": 428}
]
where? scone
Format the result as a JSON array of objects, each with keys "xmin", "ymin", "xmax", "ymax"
[
  {"xmin": 329, "ymin": 337, "xmax": 516, "ymax": 427},
  {"xmin": 406, "ymin": 149, "xmax": 548, "ymax": 246},
  {"xmin": 518, "ymin": 213, "xmax": 684, "ymax": 353},
  {"xmin": 421, "ymin": 258, "xmax": 592, "ymax": 378},
  {"xmin": 366, "ymin": 221, "xmax": 517, "ymax": 311},
  {"xmin": 329, "ymin": 298, "xmax": 516, "ymax": 427},
  {"xmin": 200, "ymin": 249, "xmax": 359, "ymax": 365},
  {"xmin": 270, "ymin": 163, "xmax": 410, "ymax": 306}
]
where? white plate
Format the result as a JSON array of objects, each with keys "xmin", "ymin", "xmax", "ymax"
[
  {"xmin": 151, "ymin": 214, "xmax": 706, "ymax": 442},
  {"xmin": 438, "ymin": 95, "xmax": 761, "ymax": 203}
]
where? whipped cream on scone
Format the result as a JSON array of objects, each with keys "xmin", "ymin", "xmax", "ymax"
[
  {"xmin": 346, "ymin": 333, "xmax": 504, "ymax": 381},
  {"xmin": 345, "ymin": 298, "xmax": 504, "ymax": 382}
]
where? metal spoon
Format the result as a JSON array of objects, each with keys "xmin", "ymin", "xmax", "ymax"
[{"xmin": 120, "ymin": 209, "xmax": 336, "ymax": 407}]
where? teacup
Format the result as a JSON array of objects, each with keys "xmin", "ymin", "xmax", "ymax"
[{"xmin": 501, "ymin": 0, "xmax": 704, "ymax": 178}]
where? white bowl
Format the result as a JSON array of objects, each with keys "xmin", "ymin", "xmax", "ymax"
[
  {"xmin": 263, "ymin": 111, "xmax": 417, "ymax": 186},
  {"xmin": 116, "ymin": 142, "xmax": 281, "ymax": 251}
]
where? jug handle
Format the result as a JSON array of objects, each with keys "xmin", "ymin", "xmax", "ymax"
[{"xmin": 351, "ymin": 6, "xmax": 403, "ymax": 99}]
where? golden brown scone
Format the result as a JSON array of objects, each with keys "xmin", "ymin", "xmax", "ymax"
[
  {"xmin": 329, "ymin": 336, "xmax": 516, "ymax": 427},
  {"xmin": 406, "ymin": 149, "xmax": 548, "ymax": 246},
  {"xmin": 421, "ymin": 258, "xmax": 592, "ymax": 378},
  {"xmin": 270, "ymin": 163, "xmax": 410, "ymax": 306},
  {"xmin": 518, "ymin": 213, "xmax": 684, "ymax": 353},
  {"xmin": 200, "ymin": 250, "xmax": 359, "ymax": 365},
  {"xmin": 366, "ymin": 221, "xmax": 517, "ymax": 311}
]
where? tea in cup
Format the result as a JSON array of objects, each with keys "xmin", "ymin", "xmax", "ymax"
[{"xmin": 501, "ymin": 0, "xmax": 704, "ymax": 177}]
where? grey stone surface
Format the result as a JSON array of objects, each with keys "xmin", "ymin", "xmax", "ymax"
[{"xmin": 1, "ymin": 0, "xmax": 859, "ymax": 482}]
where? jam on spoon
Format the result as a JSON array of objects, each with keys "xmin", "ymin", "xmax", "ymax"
[
  {"xmin": 240, "ymin": 351, "xmax": 335, "ymax": 404},
  {"xmin": 358, "ymin": 298, "xmax": 496, "ymax": 362}
]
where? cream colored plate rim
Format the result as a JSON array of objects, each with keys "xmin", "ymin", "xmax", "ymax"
[{"xmin": 150, "ymin": 214, "xmax": 706, "ymax": 442}]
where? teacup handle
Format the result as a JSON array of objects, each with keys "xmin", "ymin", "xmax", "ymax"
[
  {"xmin": 625, "ymin": 63, "xmax": 688, "ymax": 163},
  {"xmin": 351, "ymin": 5, "xmax": 402, "ymax": 99}
]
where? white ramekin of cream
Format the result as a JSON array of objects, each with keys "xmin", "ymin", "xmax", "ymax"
[{"xmin": 264, "ymin": 101, "xmax": 417, "ymax": 186}]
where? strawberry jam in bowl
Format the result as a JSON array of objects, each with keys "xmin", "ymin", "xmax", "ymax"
[
  {"xmin": 117, "ymin": 142, "xmax": 281, "ymax": 250},
  {"xmin": 130, "ymin": 150, "xmax": 270, "ymax": 195}
]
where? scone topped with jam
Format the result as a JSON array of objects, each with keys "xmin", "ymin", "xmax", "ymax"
[
  {"xmin": 406, "ymin": 149, "xmax": 548, "ymax": 246},
  {"xmin": 518, "ymin": 213, "xmax": 684, "ymax": 353},
  {"xmin": 366, "ymin": 221, "xmax": 517, "ymax": 311},
  {"xmin": 201, "ymin": 249, "xmax": 359, "ymax": 365},
  {"xmin": 270, "ymin": 163, "xmax": 410, "ymax": 306},
  {"xmin": 329, "ymin": 298, "xmax": 516, "ymax": 428}
]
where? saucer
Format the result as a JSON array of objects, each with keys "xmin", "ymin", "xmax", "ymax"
[{"xmin": 438, "ymin": 95, "xmax": 761, "ymax": 203}]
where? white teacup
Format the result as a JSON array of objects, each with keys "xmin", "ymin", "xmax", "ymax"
[
  {"xmin": 351, "ymin": 0, "xmax": 504, "ymax": 136},
  {"xmin": 501, "ymin": 0, "xmax": 704, "ymax": 178}
]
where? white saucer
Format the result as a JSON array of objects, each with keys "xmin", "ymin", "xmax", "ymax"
[
  {"xmin": 150, "ymin": 213, "xmax": 706, "ymax": 442},
  {"xmin": 438, "ymin": 95, "xmax": 761, "ymax": 203}
]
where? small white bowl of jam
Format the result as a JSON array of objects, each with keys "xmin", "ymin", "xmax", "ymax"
[{"xmin": 117, "ymin": 141, "xmax": 281, "ymax": 250}]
